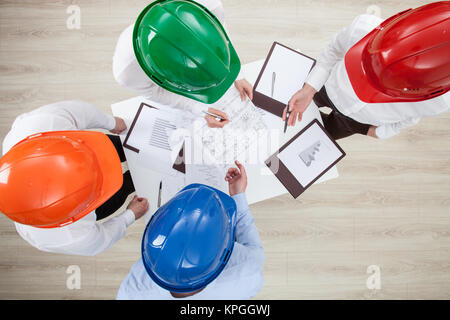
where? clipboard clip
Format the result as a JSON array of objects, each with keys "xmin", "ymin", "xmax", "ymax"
[{"xmin": 283, "ymin": 104, "xmax": 290, "ymax": 133}]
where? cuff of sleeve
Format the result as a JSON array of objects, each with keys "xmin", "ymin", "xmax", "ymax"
[
  {"xmin": 191, "ymin": 104, "xmax": 209, "ymax": 117},
  {"xmin": 106, "ymin": 115, "xmax": 116, "ymax": 131},
  {"xmin": 235, "ymin": 69, "xmax": 244, "ymax": 81},
  {"xmin": 121, "ymin": 209, "xmax": 135, "ymax": 227},
  {"xmin": 374, "ymin": 125, "xmax": 394, "ymax": 139},
  {"xmin": 231, "ymin": 193, "xmax": 249, "ymax": 213},
  {"xmin": 305, "ymin": 65, "xmax": 330, "ymax": 92}
]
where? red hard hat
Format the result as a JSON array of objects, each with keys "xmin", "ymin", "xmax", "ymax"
[
  {"xmin": 0, "ymin": 131, "xmax": 123, "ymax": 228},
  {"xmin": 345, "ymin": 1, "xmax": 450, "ymax": 103}
]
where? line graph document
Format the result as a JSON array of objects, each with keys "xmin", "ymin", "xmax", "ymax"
[{"xmin": 127, "ymin": 104, "xmax": 184, "ymax": 176}]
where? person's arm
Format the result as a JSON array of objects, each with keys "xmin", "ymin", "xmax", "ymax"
[
  {"xmin": 306, "ymin": 14, "xmax": 382, "ymax": 91},
  {"xmin": 77, "ymin": 209, "xmax": 136, "ymax": 256},
  {"xmin": 39, "ymin": 100, "xmax": 120, "ymax": 132},
  {"xmin": 223, "ymin": 163, "xmax": 265, "ymax": 300},
  {"xmin": 225, "ymin": 161, "xmax": 264, "ymax": 255},
  {"xmin": 231, "ymin": 193, "xmax": 263, "ymax": 250},
  {"xmin": 69, "ymin": 196, "xmax": 149, "ymax": 256},
  {"xmin": 2, "ymin": 101, "xmax": 126, "ymax": 154},
  {"xmin": 285, "ymin": 14, "xmax": 383, "ymax": 126}
]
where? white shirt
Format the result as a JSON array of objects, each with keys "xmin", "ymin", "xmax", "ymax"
[
  {"xmin": 116, "ymin": 193, "xmax": 265, "ymax": 300},
  {"xmin": 112, "ymin": 0, "xmax": 242, "ymax": 117},
  {"xmin": 306, "ymin": 14, "xmax": 450, "ymax": 139},
  {"xmin": 2, "ymin": 101, "xmax": 136, "ymax": 256}
]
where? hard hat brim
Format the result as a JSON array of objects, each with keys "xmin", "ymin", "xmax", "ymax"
[{"xmin": 344, "ymin": 27, "xmax": 405, "ymax": 104}]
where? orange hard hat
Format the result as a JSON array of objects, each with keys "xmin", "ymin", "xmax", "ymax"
[
  {"xmin": 345, "ymin": 1, "xmax": 450, "ymax": 103},
  {"xmin": 0, "ymin": 131, "xmax": 123, "ymax": 228}
]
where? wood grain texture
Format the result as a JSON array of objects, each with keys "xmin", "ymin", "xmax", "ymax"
[{"xmin": 0, "ymin": 0, "xmax": 449, "ymax": 300}]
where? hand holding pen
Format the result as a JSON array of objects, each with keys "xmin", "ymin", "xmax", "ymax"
[
  {"xmin": 203, "ymin": 107, "xmax": 230, "ymax": 128},
  {"xmin": 283, "ymin": 83, "xmax": 317, "ymax": 127}
]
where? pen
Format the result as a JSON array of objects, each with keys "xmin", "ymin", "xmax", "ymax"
[
  {"xmin": 202, "ymin": 110, "xmax": 227, "ymax": 122},
  {"xmin": 284, "ymin": 104, "xmax": 290, "ymax": 133},
  {"xmin": 271, "ymin": 72, "xmax": 276, "ymax": 97},
  {"xmin": 157, "ymin": 181, "xmax": 162, "ymax": 208}
]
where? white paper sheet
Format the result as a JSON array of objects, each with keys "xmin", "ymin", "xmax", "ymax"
[
  {"xmin": 255, "ymin": 43, "xmax": 315, "ymax": 104},
  {"xmin": 184, "ymin": 140, "xmax": 229, "ymax": 193},
  {"xmin": 129, "ymin": 105, "xmax": 184, "ymax": 176},
  {"xmin": 278, "ymin": 122, "xmax": 343, "ymax": 187},
  {"xmin": 189, "ymin": 87, "xmax": 271, "ymax": 167},
  {"xmin": 160, "ymin": 172, "xmax": 186, "ymax": 206}
]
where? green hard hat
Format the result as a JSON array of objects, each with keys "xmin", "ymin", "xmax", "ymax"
[{"xmin": 133, "ymin": 0, "xmax": 241, "ymax": 104}]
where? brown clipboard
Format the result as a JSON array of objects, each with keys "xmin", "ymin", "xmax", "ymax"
[
  {"xmin": 265, "ymin": 119, "xmax": 345, "ymax": 198},
  {"xmin": 122, "ymin": 102, "xmax": 186, "ymax": 174},
  {"xmin": 172, "ymin": 142, "xmax": 186, "ymax": 174},
  {"xmin": 123, "ymin": 102, "xmax": 156, "ymax": 153},
  {"xmin": 252, "ymin": 42, "xmax": 316, "ymax": 118}
]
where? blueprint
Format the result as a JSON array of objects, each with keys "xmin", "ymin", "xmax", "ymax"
[{"xmin": 190, "ymin": 87, "xmax": 270, "ymax": 166}]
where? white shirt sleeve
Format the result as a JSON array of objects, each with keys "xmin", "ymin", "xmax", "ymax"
[
  {"xmin": 76, "ymin": 209, "xmax": 136, "ymax": 256},
  {"xmin": 306, "ymin": 14, "xmax": 383, "ymax": 92},
  {"xmin": 37, "ymin": 100, "xmax": 116, "ymax": 131},
  {"xmin": 2, "ymin": 101, "xmax": 116, "ymax": 154},
  {"xmin": 14, "ymin": 209, "xmax": 136, "ymax": 256},
  {"xmin": 375, "ymin": 118, "xmax": 421, "ymax": 139}
]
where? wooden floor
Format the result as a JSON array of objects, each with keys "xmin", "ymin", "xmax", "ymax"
[{"xmin": 0, "ymin": 0, "xmax": 449, "ymax": 300}]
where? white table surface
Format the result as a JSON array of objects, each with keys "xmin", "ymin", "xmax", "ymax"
[{"xmin": 111, "ymin": 59, "xmax": 339, "ymax": 221}]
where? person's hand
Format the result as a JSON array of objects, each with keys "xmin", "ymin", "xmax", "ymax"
[
  {"xmin": 205, "ymin": 107, "xmax": 229, "ymax": 128},
  {"xmin": 234, "ymin": 78, "xmax": 253, "ymax": 101},
  {"xmin": 127, "ymin": 195, "xmax": 149, "ymax": 220},
  {"xmin": 225, "ymin": 160, "xmax": 248, "ymax": 196},
  {"xmin": 367, "ymin": 126, "xmax": 379, "ymax": 138},
  {"xmin": 110, "ymin": 117, "xmax": 127, "ymax": 134},
  {"xmin": 283, "ymin": 83, "xmax": 317, "ymax": 127}
]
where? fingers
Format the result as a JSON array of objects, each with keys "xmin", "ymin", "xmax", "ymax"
[
  {"xmin": 234, "ymin": 81, "xmax": 245, "ymax": 101},
  {"xmin": 235, "ymin": 79, "xmax": 253, "ymax": 101},
  {"xmin": 211, "ymin": 108, "xmax": 228, "ymax": 119},
  {"xmin": 141, "ymin": 198, "xmax": 149, "ymax": 211},
  {"xmin": 243, "ymin": 83, "xmax": 253, "ymax": 100},
  {"xmin": 205, "ymin": 116, "xmax": 227, "ymax": 128},
  {"xmin": 219, "ymin": 118, "xmax": 230, "ymax": 127},
  {"xmin": 139, "ymin": 197, "xmax": 149, "ymax": 210},
  {"xmin": 239, "ymin": 89, "xmax": 246, "ymax": 101},
  {"xmin": 282, "ymin": 106, "xmax": 287, "ymax": 121},
  {"xmin": 235, "ymin": 160, "xmax": 247, "ymax": 179},
  {"xmin": 206, "ymin": 108, "xmax": 229, "ymax": 128},
  {"xmin": 132, "ymin": 195, "xmax": 147, "ymax": 205},
  {"xmin": 225, "ymin": 168, "xmax": 239, "ymax": 181},
  {"xmin": 113, "ymin": 117, "xmax": 127, "ymax": 134},
  {"xmin": 288, "ymin": 111, "xmax": 297, "ymax": 126}
]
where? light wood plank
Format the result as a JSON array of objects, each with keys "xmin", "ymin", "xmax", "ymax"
[{"xmin": 0, "ymin": 0, "xmax": 448, "ymax": 300}]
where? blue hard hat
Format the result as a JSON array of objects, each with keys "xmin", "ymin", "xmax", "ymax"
[{"xmin": 141, "ymin": 183, "xmax": 237, "ymax": 293}]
